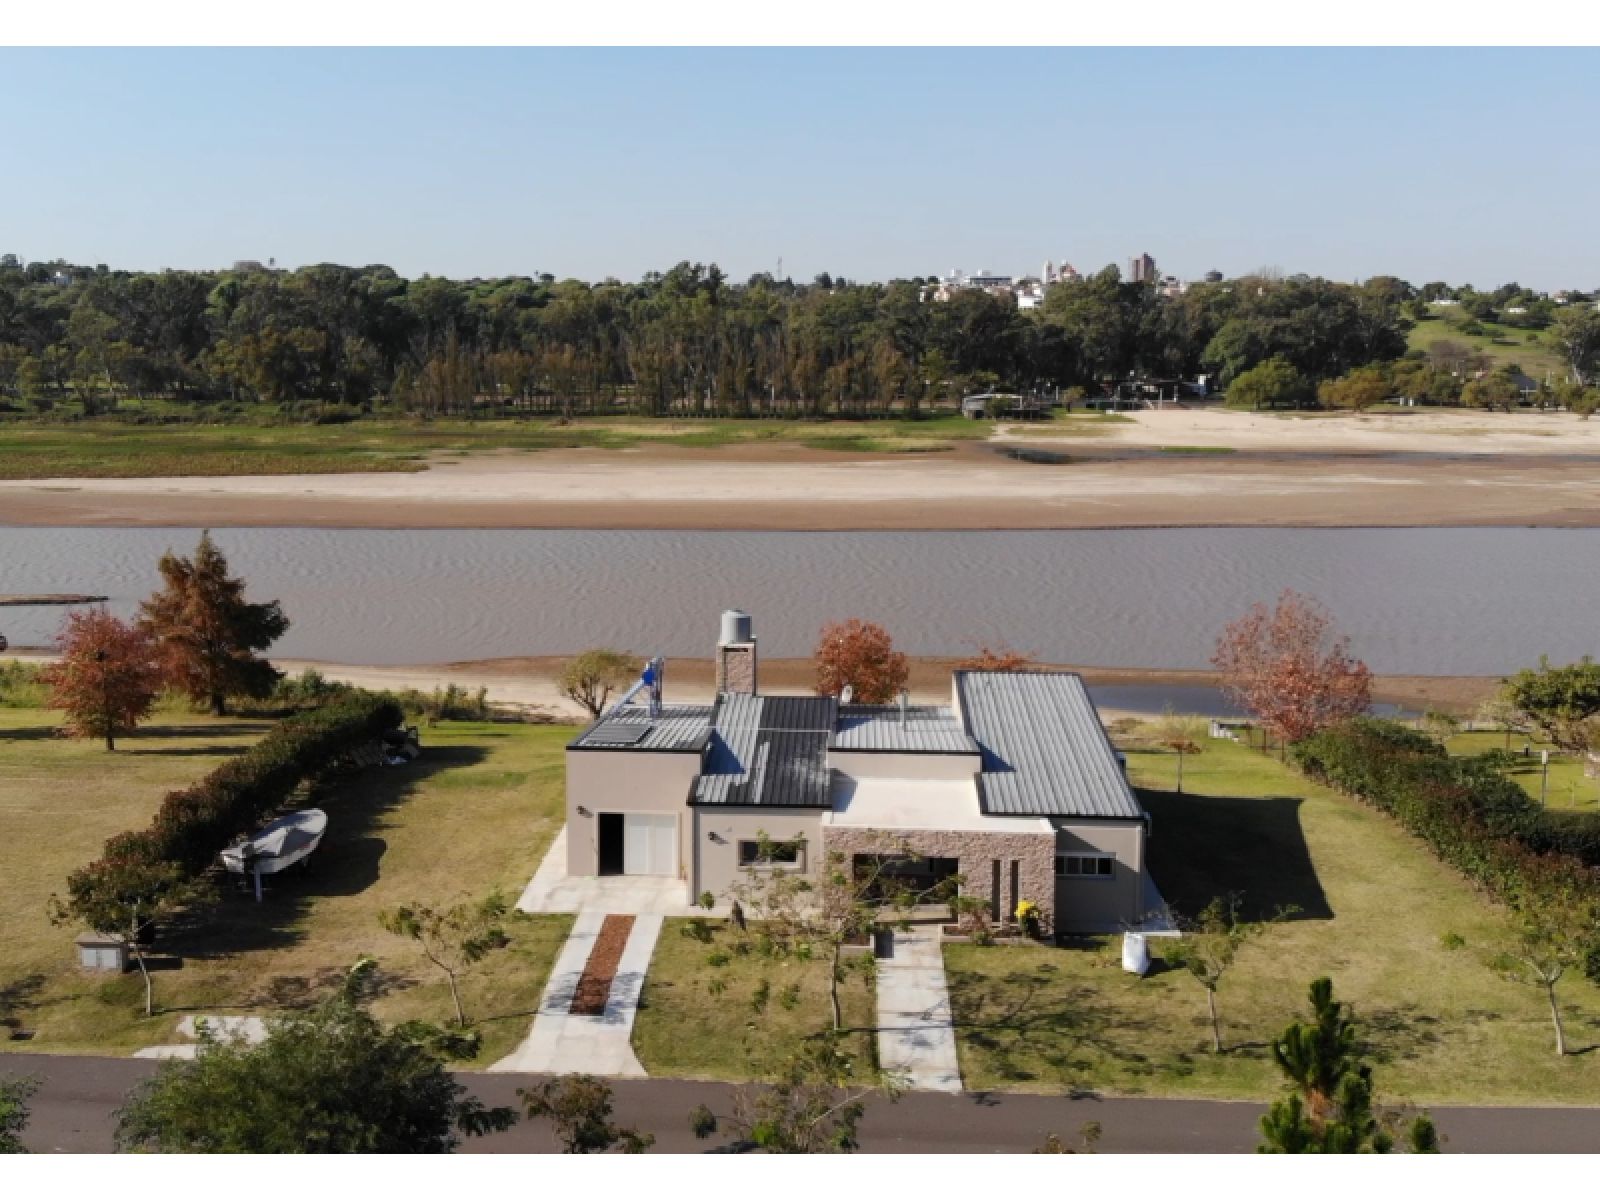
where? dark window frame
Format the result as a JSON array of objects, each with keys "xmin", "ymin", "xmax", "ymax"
[{"xmin": 1055, "ymin": 853, "xmax": 1115, "ymax": 879}]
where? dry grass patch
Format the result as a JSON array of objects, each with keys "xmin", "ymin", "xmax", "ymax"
[
  {"xmin": 945, "ymin": 736, "xmax": 1600, "ymax": 1104},
  {"xmin": 0, "ymin": 711, "xmax": 573, "ymax": 1064},
  {"xmin": 632, "ymin": 917, "xmax": 877, "ymax": 1081}
]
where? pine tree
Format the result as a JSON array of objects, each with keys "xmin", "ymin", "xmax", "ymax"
[
  {"xmin": 1259, "ymin": 977, "xmax": 1438, "ymax": 1154},
  {"xmin": 139, "ymin": 532, "xmax": 289, "ymax": 715}
]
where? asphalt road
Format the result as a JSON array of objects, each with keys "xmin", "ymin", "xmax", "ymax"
[{"xmin": 7, "ymin": 1053, "xmax": 1598, "ymax": 1153}]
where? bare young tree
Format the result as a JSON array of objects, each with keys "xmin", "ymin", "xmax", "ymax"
[
  {"xmin": 558, "ymin": 648, "xmax": 642, "ymax": 718},
  {"xmin": 1167, "ymin": 894, "xmax": 1293, "ymax": 1054},
  {"xmin": 1489, "ymin": 884, "xmax": 1596, "ymax": 1058},
  {"xmin": 379, "ymin": 892, "xmax": 510, "ymax": 1028},
  {"xmin": 725, "ymin": 831, "xmax": 926, "ymax": 1032},
  {"xmin": 1152, "ymin": 707, "xmax": 1207, "ymax": 794}
]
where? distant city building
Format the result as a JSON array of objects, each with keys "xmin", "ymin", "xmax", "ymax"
[
  {"xmin": 231, "ymin": 259, "xmax": 267, "ymax": 273},
  {"xmin": 1128, "ymin": 253, "xmax": 1157, "ymax": 284},
  {"xmin": 1157, "ymin": 275, "xmax": 1187, "ymax": 298},
  {"xmin": 1013, "ymin": 276, "xmax": 1045, "ymax": 310},
  {"xmin": 48, "ymin": 270, "xmax": 73, "ymax": 287},
  {"xmin": 1203, "ymin": 269, "xmax": 1224, "ymax": 284}
]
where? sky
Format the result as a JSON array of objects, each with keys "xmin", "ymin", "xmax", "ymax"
[{"xmin": 2, "ymin": 47, "xmax": 1597, "ymax": 290}]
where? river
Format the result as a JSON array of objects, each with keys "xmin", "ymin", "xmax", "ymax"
[{"xmin": 0, "ymin": 526, "xmax": 1593, "ymax": 674}]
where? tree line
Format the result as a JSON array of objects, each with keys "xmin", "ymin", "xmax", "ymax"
[{"xmin": 0, "ymin": 254, "xmax": 1504, "ymax": 420}]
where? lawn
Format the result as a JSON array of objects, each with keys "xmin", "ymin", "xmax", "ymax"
[
  {"xmin": 632, "ymin": 918, "xmax": 877, "ymax": 1081},
  {"xmin": 1406, "ymin": 311, "xmax": 1565, "ymax": 379},
  {"xmin": 944, "ymin": 733, "xmax": 1600, "ymax": 1105},
  {"xmin": 0, "ymin": 709, "xmax": 573, "ymax": 1064},
  {"xmin": 0, "ymin": 414, "xmax": 992, "ymax": 478},
  {"xmin": 1445, "ymin": 730, "xmax": 1598, "ymax": 812}
]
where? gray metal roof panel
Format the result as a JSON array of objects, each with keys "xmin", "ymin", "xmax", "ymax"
[
  {"xmin": 954, "ymin": 671, "xmax": 1144, "ymax": 820},
  {"xmin": 569, "ymin": 704, "xmax": 716, "ymax": 753},
  {"xmin": 694, "ymin": 694, "xmax": 838, "ymax": 807},
  {"xmin": 830, "ymin": 704, "xmax": 980, "ymax": 754}
]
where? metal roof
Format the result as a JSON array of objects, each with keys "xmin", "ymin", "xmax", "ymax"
[
  {"xmin": 954, "ymin": 671, "xmax": 1144, "ymax": 820},
  {"xmin": 569, "ymin": 704, "xmax": 715, "ymax": 754},
  {"xmin": 694, "ymin": 694, "xmax": 838, "ymax": 808},
  {"xmin": 830, "ymin": 704, "xmax": 979, "ymax": 755}
]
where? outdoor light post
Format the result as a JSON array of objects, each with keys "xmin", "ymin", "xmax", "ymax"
[{"xmin": 1540, "ymin": 749, "xmax": 1550, "ymax": 808}]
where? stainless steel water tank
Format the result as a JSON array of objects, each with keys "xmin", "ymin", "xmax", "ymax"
[{"xmin": 720, "ymin": 609, "xmax": 753, "ymax": 645}]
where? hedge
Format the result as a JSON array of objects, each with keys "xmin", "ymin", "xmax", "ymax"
[
  {"xmin": 70, "ymin": 695, "xmax": 403, "ymax": 896},
  {"xmin": 1291, "ymin": 718, "xmax": 1600, "ymax": 923}
]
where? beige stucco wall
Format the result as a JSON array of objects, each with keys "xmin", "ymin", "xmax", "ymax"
[
  {"xmin": 821, "ymin": 823, "xmax": 1058, "ymax": 932},
  {"xmin": 564, "ymin": 749, "xmax": 702, "ymax": 877},
  {"xmin": 691, "ymin": 807, "xmax": 825, "ymax": 902},
  {"xmin": 825, "ymin": 750, "xmax": 980, "ymax": 781},
  {"xmin": 1053, "ymin": 819, "xmax": 1147, "ymax": 932}
]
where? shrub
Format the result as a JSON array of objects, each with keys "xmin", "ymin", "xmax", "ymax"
[
  {"xmin": 1293, "ymin": 719, "xmax": 1600, "ymax": 973},
  {"xmin": 67, "ymin": 695, "xmax": 402, "ymax": 899},
  {"xmin": 0, "ymin": 660, "xmax": 49, "ymax": 708}
]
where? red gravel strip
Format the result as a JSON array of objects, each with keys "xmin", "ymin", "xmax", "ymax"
[{"xmin": 569, "ymin": 914, "xmax": 636, "ymax": 1015}]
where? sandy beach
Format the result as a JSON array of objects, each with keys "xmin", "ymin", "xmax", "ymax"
[
  {"xmin": 2, "ymin": 409, "xmax": 1598, "ymax": 531},
  {"xmin": 26, "ymin": 655, "xmax": 1475, "ymax": 722}
]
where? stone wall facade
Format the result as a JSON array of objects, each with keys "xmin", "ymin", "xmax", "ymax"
[{"xmin": 821, "ymin": 825, "xmax": 1057, "ymax": 934}]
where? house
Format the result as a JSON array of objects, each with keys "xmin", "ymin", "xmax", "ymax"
[{"xmin": 562, "ymin": 612, "xmax": 1156, "ymax": 934}]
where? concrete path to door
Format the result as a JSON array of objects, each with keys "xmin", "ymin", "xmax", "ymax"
[
  {"xmin": 489, "ymin": 910, "xmax": 662, "ymax": 1077},
  {"xmin": 516, "ymin": 826, "xmax": 726, "ymax": 917},
  {"xmin": 875, "ymin": 927, "xmax": 963, "ymax": 1094}
]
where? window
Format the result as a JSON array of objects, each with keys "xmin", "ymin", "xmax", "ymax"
[
  {"xmin": 739, "ymin": 838, "xmax": 803, "ymax": 869},
  {"xmin": 1055, "ymin": 854, "xmax": 1114, "ymax": 879}
]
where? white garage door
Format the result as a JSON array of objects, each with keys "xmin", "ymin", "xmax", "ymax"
[{"xmin": 623, "ymin": 813, "xmax": 677, "ymax": 876}]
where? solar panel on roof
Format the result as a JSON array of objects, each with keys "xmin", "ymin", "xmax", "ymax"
[{"xmin": 584, "ymin": 724, "xmax": 652, "ymax": 746}]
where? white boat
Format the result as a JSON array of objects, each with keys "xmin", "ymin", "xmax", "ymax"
[{"xmin": 221, "ymin": 809, "xmax": 327, "ymax": 900}]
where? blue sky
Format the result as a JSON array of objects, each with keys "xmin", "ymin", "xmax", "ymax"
[{"xmin": 2, "ymin": 47, "xmax": 1596, "ymax": 289}]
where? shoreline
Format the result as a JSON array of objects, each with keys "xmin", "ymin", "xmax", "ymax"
[
  {"xmin": 4, "ymin": 651, "xmax": 1496, "ymax": 720},
  {"xmin": 4, "ymin": 409, "xmax": 1600, "ymax": 531}
]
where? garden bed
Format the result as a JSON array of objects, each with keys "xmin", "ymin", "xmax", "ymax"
[{"xmin": 569, "ymin": 914, "xmax": 635, "ymax": 1015}]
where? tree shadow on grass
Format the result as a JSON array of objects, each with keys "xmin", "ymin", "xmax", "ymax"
[
  {"xmin": 946, "ymin": 958, "xmax": 1158, "ymax": 1086},
  {"xmin": 162, "ymin": 744, "xmax": 488, "ymax": 962},
  {"xmin": 0, "ymin": 726, "xmax": 64, "ymax": 742},
  {"xmin": 0, "ymin": 973, "xmax": 46, "ymax": 1035},
  {"xmin": 1140, "ymin": 788, "xmax": 1333, "ymax": 922},
  {"xmin": 1359, "ymin": 1004, "xmax": 1446, "ymax": 1065}
]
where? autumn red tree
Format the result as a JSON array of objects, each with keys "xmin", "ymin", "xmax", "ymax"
[
  {"xmin": 1212, "ymin": 590, "xmax": 1371, "ymax": 752},
  {"xmin": 954, "ymin": 642, "xmax": 1037, "ymax": 671},
  {"xmin": 814, "ymin": 619, "xmax": 909, "ymax": 704},
  {"xmin": 43, "ymin": 608, "xmax": 163, "ymax": 751},
  {"xmin": 140, "ymin": 532, "xmax": 289, "ymax": 715}
]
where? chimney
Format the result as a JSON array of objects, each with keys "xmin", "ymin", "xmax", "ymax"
[{"xmin": 715, "ymin": 610, "xmax": 758, "ymax": 696}]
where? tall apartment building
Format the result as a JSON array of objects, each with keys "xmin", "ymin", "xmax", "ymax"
[{"xmin": 1128, "ymin": 253, "xmax": 1157, "ymax": 284}]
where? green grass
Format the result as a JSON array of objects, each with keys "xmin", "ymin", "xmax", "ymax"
[
  {"xmin": 1445, "ymin": 730, "xmax": 1599, "ymax": 812},
  {"xmin": 0, "ymin": 415, "xmax": 992, "ymax": 479},
  {"xmin": 0, "ymin": 710, "xmax": 574, "ymax": 1064},
  {"xmin": 944, "ymin": 734, "xmax": 1600, "ymax": 1105},
  {"xmin": 632, "ymin": 918, "xmax": 877, "ymax": 1081},
  {"xmin": 1407, "ymin": 311, "xmax": 1564, "ymax": 379}
]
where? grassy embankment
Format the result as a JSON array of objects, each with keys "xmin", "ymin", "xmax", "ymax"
[
  {"xmin": 0, "ymin": 709, "xmax": 572, "ymax": 1063},
  {"xmin": 0, "ymin": 415, "xmax": 991, "ymax": 479},
  {"xmin": 1407, "ymin": 310, "xmax": 1565, "ymax": 380},
  {"xmin": 945, "ymin": 731, "xmax": 1600, "ymax": 1105},
  {"xmin": 632, "ymin": 918, "xmax": 877, "ymax": 1081}
]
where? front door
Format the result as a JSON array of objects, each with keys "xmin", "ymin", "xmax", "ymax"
[{"xmin": 622, "ymin": 813, "xmax": 677, "ymax": 876}]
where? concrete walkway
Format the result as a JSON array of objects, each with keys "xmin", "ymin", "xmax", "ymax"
[
  {"xmin": 133, "ymin": 1014, "xmax": 269, "ymax": 1059},
  {"xmin": 875, "ymin": 927, "xmax": 963, "ymax": 1093},
  {"xmin": 517, "ymin": 827, "xmax": 723, "ymax": 917},
  {"xmin": 489, "ymin": 910, "xmax": 662, "ymax": 1077}
]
